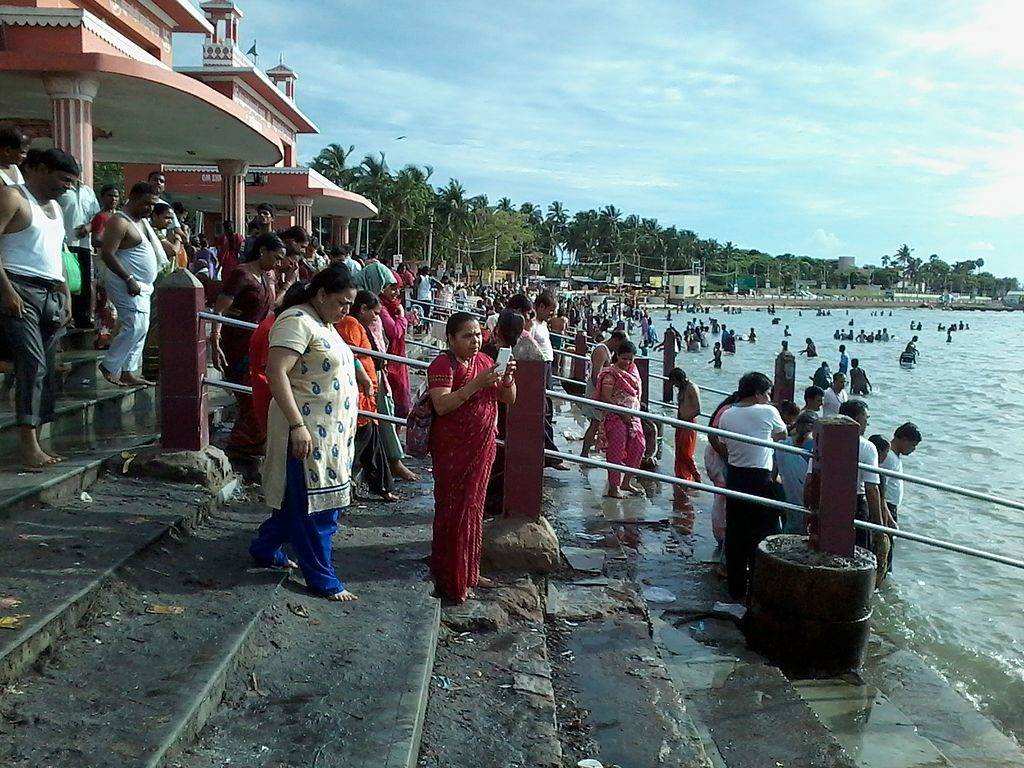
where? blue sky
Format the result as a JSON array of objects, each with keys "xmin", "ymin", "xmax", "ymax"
[{"xmin": 177, "ymin": 1, "xmax": 1024, "ymax": 278}]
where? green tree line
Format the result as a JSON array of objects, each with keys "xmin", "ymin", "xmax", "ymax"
[{"xmin": 313, "ymin": 143, "xmax": 1018, "ymax": 297}]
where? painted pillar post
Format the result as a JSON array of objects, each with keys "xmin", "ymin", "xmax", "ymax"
[
  {"xmin": 661, "ymin": 327, "xmax": 676, "ymax": 404},
  {"xmin": 773, "ymin": 342, "xmax": 796, "ymax": 406},
  {"xmin": 292, "ymin": 196, "xmax": 313, "ymax": 234},
  {"xmin": 503, "ymin": 359, "xmax": 546, "ymax": 519},
  {"xmin": 635, "ymin": 357, "xmax": 650, "ymax": 411},
  {"xmin": 43, "ymin": 74, "xmax": 99, "ymax": 187},
  {"xmin": 570, "ymin": 331, "xmax": 587, "ymax": 384},
  {"xmin": 157, "ymin": 270, "xmax": 209, "ymax": 452},
  {"xmin": 330, "ymin": 216, "xmax": 351, "ymax": 246},
  {"xmin": 217, "ymin": 160, "xmax": 248, "ymax": 234},
  {"xmin": 807, "ymin": 416, "xmax": 860, "ymax": 556}
]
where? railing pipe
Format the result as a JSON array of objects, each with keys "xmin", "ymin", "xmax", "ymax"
[
  {"xmin": 548, "ymin": 389, "xmax": 813, "ymax": 457},
  {"xmin": 863, "ymin": 464, "xmax": 1024, "ymax": 514},
  {"xmin": 198, "ymin": 310, "xmax": 258, "ymax": 331},
  {"xmin": 854, "ymin": 520, "xmax": 1024, "ymax": 571},
  {"xmin": 348, "ymin": 345, "xmax": 430, "ymax": 370},
  {"xmin": 543, "ymin": 449, "xmax": 806, "ymax": 516}
]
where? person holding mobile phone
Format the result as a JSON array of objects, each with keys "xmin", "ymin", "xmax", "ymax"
[{"xmin": 427, "ymin": 312, "xmax": 517, "ymax": 604}]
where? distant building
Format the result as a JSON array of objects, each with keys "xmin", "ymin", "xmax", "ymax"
[
  {"xmin": 837, "ymin": 256, "xmax": 857, "ymax": 272},
  {"xmin": 668, "ymin": 274, "xmax": 702, "ymax": 304},
  {"xmin": 1004, "ymin": 291, "xmax": 1024, "ymax": 308}
]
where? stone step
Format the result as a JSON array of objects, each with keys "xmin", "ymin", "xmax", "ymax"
[
  {"xmin": 559, "ymin": 612, "xmax": 712, "ymax": 768},
  {"xmin": 0, "ymin": 475, "xmax": 231, "ymax": 690},
  {"xmin": 653, "ymin": 614, "xmax": 860, "ymax": 768},
  {"xmin": 175, "ymin": 475, "xmax": 442, "ymax": 768},
  {"xmin": 0, "ymin": 488, "xmax": 285, "ymax": 767}
]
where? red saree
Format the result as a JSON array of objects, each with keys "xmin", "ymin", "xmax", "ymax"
[
  {"xmin": 427, "ymin": 351, "xmax": 498, "ymax": 603},
  {"xmin": 380, "ymin": 298, "xmax": 412, "ymax": 417}
]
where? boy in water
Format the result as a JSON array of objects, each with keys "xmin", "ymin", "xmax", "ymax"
[
  {"xmin": 879, "ymin": 423, "xmax": 922, "ymax": 576},
  {"xmin": 850, "ymin": 358, "xmax": 871, "ymax": 395},
  {"xmin": 709, "ymin": 342, "xmax": 722, "ymax": 368}
]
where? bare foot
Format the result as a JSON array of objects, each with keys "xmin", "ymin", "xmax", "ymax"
[
  {"xmin": 476, "ymin": 576, "xmax": 496, "ymax": 589},
  {"xmin": 378, "ymin": 492, "xmax": 400, "ymax": 503},
  {"xmin": 391, "ymin": 462, "xmax": 420, "ymax": 482},
  {"xmin": 605, "ymin": 486, "xmax": 625, "ymax": 499},
  {"xmin": 22, "ymin": 448, "xmax": 59, "ymax": 471},
  {"xmin": 625, "ymin": 483, "xmax": 646, "ymax": 497},
  {"xmin": 327, "ymin": 589, "xmax": 358, "ymax": 602},
  {"xmin": 99, "ymin": 364, "xmax": 127, "ymax": 387},
  {"xmin": 121, "ymin": 373, "xmax": 156, "ymax": 387},
  {"xmin": 285, "ymin": 558, "xmax": 298, "ymax": 569},
  {"xmin": 45, "ymin": 450, "xmax": 65, "ymax": 463}
]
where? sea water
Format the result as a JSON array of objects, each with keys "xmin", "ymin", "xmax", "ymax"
[{"xmin": 641, "ymin": 305, "xmax": 1024, "ymax": 741}]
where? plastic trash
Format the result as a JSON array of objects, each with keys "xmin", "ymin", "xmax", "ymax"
[
  {"xmin": 641, "ymin": 585, "xmax": 677, "ymax": 603},
  {"xmin": 80, "ymin": 491, "xmax": 93, "ymax": 503},
  {"xmin": 578, "ymin": 760, "xmax": 604, "ymax": 768}
]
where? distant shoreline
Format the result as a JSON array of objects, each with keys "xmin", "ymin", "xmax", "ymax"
[{"xmin": 660, "ymin": 295, "xmax": 1019, "ymax": 311}]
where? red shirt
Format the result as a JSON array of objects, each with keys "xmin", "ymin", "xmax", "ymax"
[{"xmin": 215, "ymin": 232, "xmax": 244, "ymax": 281}]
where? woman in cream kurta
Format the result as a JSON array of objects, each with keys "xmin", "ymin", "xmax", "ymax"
[{"xmin": 250, "ymin": 265, "xmax": 360, "ymax": 600}]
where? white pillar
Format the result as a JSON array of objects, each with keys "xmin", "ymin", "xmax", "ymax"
[{"xmin": 43, "ymin": 74, "xmax": 100, "ymax": 187}]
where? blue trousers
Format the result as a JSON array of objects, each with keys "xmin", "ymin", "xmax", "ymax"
[{"xmin": 250, "ymin": 454, "xmax": 344, "ymax": 596}]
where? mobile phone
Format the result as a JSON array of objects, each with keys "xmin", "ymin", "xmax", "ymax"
[{"xmin": 495, "ymin": 347, "xmax": 513, "ymax": 375}]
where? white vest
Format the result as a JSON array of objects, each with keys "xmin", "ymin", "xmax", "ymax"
[{"xmin": 0, "ymin": 185, "xmax": 66, "ymax": 283}]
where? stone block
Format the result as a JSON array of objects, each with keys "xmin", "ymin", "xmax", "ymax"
[
  {"xmin": 131, "ymin": 445, "xmax": 233, "ymax": 490},
  {"xmin": 481, "ymin": 515, "xmax": 559, "ymax": 574}
]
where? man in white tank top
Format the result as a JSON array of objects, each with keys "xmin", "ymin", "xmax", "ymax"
[
  {"xmin": 98, "ymin": 182, "xmax": 161, "ymax": 387},
  {"xmin": 0, "ymin": 148, "xmax": 78, "ymax": 469}
]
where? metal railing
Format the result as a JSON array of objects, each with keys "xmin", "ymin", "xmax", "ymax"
[{"xmin": 195, "ymin": 311, "xmax": 1024, "ymax": 570}]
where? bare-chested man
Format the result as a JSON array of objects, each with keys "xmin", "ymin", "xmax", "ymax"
[
  {"xmin": 98, "ymin": 181, "xmax": 161, "ymax": 387},
  {"xmin": 0, "ymin": 148, "xmax": 79, "ymax": 469}
]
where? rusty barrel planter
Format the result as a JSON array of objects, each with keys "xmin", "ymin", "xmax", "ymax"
[{"xmin": 745, "ymin": 534, "xmax": 876, "ymax": 676}]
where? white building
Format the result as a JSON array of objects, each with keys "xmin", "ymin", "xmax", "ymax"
[{"xmin": 668, "ymin": 274, "xmax": 702, "ymax": 304}]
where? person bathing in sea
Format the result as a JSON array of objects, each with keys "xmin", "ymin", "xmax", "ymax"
[
  {"xmin": 811, "ymin": 360, "xmax": 832, "ymax": 390},
  {"xmin": 709, "ymin": 342, "xmax": 722, "ymax": 369},
  {"xmin": 800, "ymin": 337, "xmax": 817, "ymax": 357},
  {"xmin": 849, "ymin": 358, "xmax": 871, "ymax": 395}
]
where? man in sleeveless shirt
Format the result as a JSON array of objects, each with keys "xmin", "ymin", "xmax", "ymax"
[
  {"xmin": 98, "ymin": 182, "xmax": 161, "ymax": 387},
  {"xmin": 0, "ymin": 148, "xmax": 79, "ymax": 469}
]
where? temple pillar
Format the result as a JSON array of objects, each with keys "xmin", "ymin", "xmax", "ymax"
[
  {"xmin": 217, "ymin": 160, "xmax": 248, "ymax": 231},
  {"xmin": 292, "ymin": 196, "xmax": 313, "ymax": 234},
  {"xmin": 330, "ymin": 215, "xmax": 351, "ymax": 246},
  {"xmin": 43, "ymin": 74, "xmax": 99, "ymax": 187}
]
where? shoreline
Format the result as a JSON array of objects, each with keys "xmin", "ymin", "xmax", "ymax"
[{"xmin": 660, "ymin": 295, "xmax": 1019, "ymax": 311}]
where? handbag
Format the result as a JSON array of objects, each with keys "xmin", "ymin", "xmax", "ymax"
[
  {"xmin": 62, "ymin": 246, "xmax": 82, "ymax": 295},
  {"xmin": 404, "ymin": 352, "xmax": 455, "ymax": 458}
]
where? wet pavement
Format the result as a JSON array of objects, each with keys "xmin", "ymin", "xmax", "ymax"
[{"xmin": 545, "ymin": 396, "xmax": 1024, "ymax": 768}]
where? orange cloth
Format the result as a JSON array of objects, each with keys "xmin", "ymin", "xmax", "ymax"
[{"xmin": 335, "ymin": 315, "xmax": 377, "ymax": 426}]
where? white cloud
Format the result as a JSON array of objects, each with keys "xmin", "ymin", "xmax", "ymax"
[
  {"xmin": 889, "ymin": 149, "xmax": 965, "ymax": 177},
  {"xmin": 810, "ymin": 229, "xmax": 844, "ymax": 253},
  {"xmin": 969, "ymin": 241, "xmax": 995, "ymax": 251},
  {"xmin": 906, "ymin": 1, "xmax": 1024, "ymax": 69}
]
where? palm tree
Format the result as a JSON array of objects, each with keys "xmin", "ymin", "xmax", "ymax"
[
  {"xmin": 496, "ymin": 197, "xmax": 515, "ymax": 213},
  {"xmin": 310, "ymin": 143, "xmax": 357, "ymax": 186}
]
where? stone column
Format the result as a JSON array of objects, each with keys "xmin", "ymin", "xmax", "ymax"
[
  {"xmin": 157, "ymin": 270, "xmax": 209, "ymax": 452},
  {"xmin": 43, "ymin": 74, "xmax": 99, "ymax": 187},
  {"xmin": 808, "ymin": 417, "xmax": 860, "ymax": 556},
  {"xmin": 503, "ymin": 359, "xmax": 547, "ymax": 519},
  {"xmin": 330, "ymin": 215, "xmax": 351, "ymax": 246},
  {"xmin": 217, "ymin": 160, "xmax": 248, "ymax": 233},
  {"xmin": 292, "ymin": 196, "xmax": 313, "ymax": 234}
]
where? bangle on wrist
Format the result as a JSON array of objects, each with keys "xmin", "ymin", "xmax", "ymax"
[{"xmin": 289, "ymin": 422, "xmax": 305, "ymax": 432}]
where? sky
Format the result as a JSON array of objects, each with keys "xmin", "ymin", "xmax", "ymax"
[{"xmin": 177, "ymin": 1, "xmax": 1024, "ymax": 279}]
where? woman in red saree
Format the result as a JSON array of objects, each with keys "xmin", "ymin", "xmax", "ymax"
[
  {"xmin": 428, "ymin": 312, "xmax": 517, "ymax": 604},
  {"xmin": 598, "ymin": 341, "xmax": 646, "ymax": 498}
]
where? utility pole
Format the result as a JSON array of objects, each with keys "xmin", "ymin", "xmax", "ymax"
[
  {"xmin": 426, "ymin": 212, "xmax": 434, "ymax": 268},
  {"xmin": 491, "ymin": 237, "xmax": 498, "ymax": 287}
]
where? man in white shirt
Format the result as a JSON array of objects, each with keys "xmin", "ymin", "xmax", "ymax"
[
  {"xmin": 716, "ymin": 371, "xmax": 789, "ymax": 600},
  {"xmin": 822, "ymin": 372, "xmax": 848, "ymax": 416},
  {"xmin": 879, "ymin": 422, "xmax": 922, "ymax": 573},
  {"xmin": 58, "ymin": 179, "xmax": 100, "ymax": 328},
  {"xmin": 840, "ymin": 400, "xmax": 882, "ymax": 550},
  {"xmin": 0, "ymin": 149, "xmax": 79, "ymax": 468}
]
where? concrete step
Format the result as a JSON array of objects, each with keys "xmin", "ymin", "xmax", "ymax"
[
  {"xmin": 0, "ymin": 464, "xmax": 442, "ymax": 768},
  {"xmin": 0, "ymin": 491, "xmax": 284, "ymax": 767},
  {"xmin": 176, "ymin": 475, "xmax": 441, "ymax": 768},
  {"xmin": 560, "ymin": 614, "xmax": 712, "ymax": 768},
  {"xmin": 0, "ymin": 475, "xmax": 230, "ymax": 690}
]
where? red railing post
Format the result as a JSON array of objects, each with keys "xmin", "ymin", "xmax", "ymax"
[
  {"xmin": 157, "ymin": 270, "xmax": 208, "ymax": 452},
  {"xmin": 571, "ymin": 332, "xmax": 587, "ymax": 383},
  {"xmin": 503, "ymin": 359, "xmax": 546, "ymax": 519},
  {"xmin": 635, "ymin": 357, "xmax": 650, "ymax": 411},
  {"xmin": 808, "ymin": 417, "xmax": 859, "ymax": 556},
  {"xmin": 661, "ymin": 327, "xmax": 676, "ymax": 403},
  {"xmin": 773, "ymin": 343, "xmax": 796, "ymax": 406}
]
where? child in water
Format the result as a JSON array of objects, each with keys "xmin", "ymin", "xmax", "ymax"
[{"xmin": 709, "ymin": 342, "xmax": 722, "ymax": 369}]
